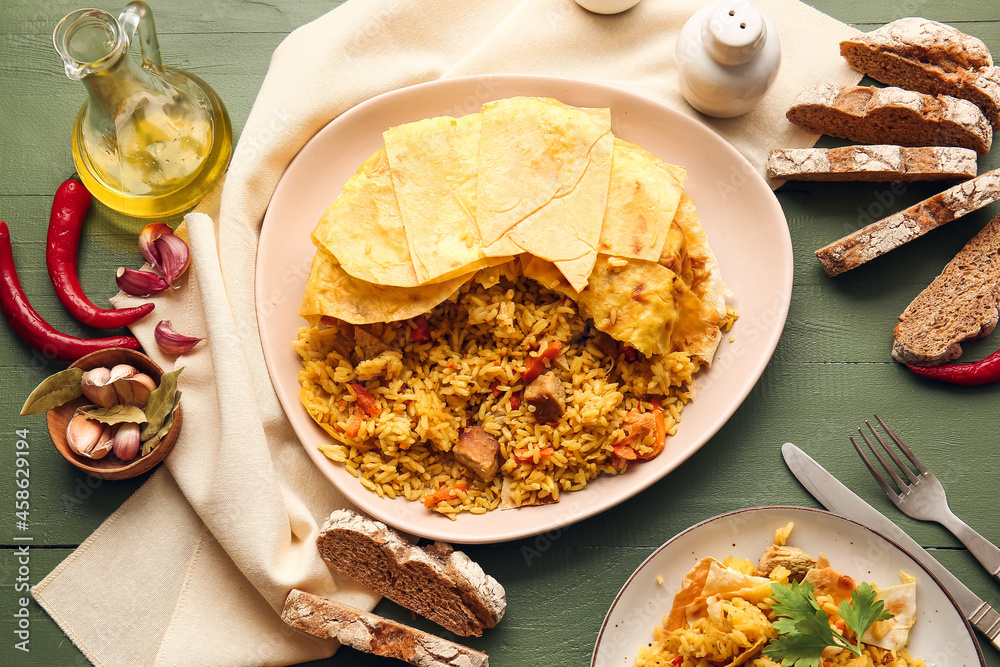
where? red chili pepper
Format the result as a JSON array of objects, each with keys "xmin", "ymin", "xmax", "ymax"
[
  {"xmin": 46, "ymin": 179, "xmax": 154, "ymax": 328},
  {"xmin": 410, "ymin": 315, "xmax": 430, "ymax": 342},
  {"xmin": 906, "ymin": 347, "xmax": 1000, "ymax": 385},
  {"xmin": 0, "ymin": 221, "xmax": 142, "ymax": 361},
  {"xmin": 349, "ymin": 382, "xmax": 381, "ymax": 417}
]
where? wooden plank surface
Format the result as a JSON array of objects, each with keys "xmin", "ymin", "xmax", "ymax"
[{"xmin": 1, "ymin": 1, "xmax": 999, "ymax": 666}]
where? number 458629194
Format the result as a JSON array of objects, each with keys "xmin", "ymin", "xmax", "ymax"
[{"xmin": 14, "ymin": 429, "xmax": 29, "ymax": 529}]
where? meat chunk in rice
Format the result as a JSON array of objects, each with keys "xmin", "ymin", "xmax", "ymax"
[
  {"xmin": 757, "ymin": 545, "xmax": 818, "ymax": 582},
  {"xmin": 453, "ymin": 426, "xmax": 501, "ymax": 481},
  {"xmin": 524, "ymin": 371, "xmax": 566, "ymax": 423},
  {"xmin": 353, "ymin": 327, "xmax": 389, "ymax": 361}
]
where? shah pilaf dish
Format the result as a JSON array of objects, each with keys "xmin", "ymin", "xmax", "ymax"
[
  {"xmin": 293, "ymin": 96, "xmax": 736, "ymax": 517},
  {"xmin": 636, "ymin": 524, "xmax": 925, "ymax": 667}
]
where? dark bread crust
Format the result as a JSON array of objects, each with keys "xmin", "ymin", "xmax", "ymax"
[
  {"xmin": 282, "ymin": 589, "xmax": 489, "ymax": 667},
  {"xmin": 892, "ymin": 213, "xmax": 1000, "ymax": 366},
  {"xmin": 786, "ymin": 84, "xmax": 992, "ymax": 155},
  {"xmin": 316, "ymin": 510, "xmax": 505, "ymax": 637},
  {"xmin": 815, "ymin": 168, "xmax": 1000, "ymax": 276},
  {"xmin": 840, "ymin": 18, "xmax": 1000, "ymax": 130}
]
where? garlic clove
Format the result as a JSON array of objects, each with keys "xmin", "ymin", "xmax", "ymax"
[
  {"xmin": 116, "ymin": 267, "xmax": 169, "ymax": 297},
  {"xmin": 112, "ymin": 422, "xmax": 141, "ymax": 461},
  {"xmin": 80, "ymin": 366, "xmax": 117, "ymax": 408},
  {"xmin": 109, "ymin": 364, "xmax": 139, "ymax": 405},
  {"xmin": 154, "ymin": 232, "xmax": 191, "ymax": 285},
  {"xmin": 155, "ymin": 320, "xmax": 204, "ymax": 356},
  {"xmin": 66, "ymin": 408, "xmax": 114, "ymax": 459},
  {"xmin": 127, "ymin": 373, "xmax": 157, "ymax": 407},
  {"xmin": 109, "ymin": 364, "xmax": 137, "ymax": 381},
  {"xmin": 139, "ymin": 222, "xmax": 173, "ymax": 269}
]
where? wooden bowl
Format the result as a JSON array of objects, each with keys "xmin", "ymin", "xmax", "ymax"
[{"xmin": 46, "ymin": 348, "xmax": 182, "ymax": 480}]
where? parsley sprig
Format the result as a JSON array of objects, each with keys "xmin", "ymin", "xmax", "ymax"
[{"xmin": 763, "ymin": 580, "xmax": 893, "ymax": 667}]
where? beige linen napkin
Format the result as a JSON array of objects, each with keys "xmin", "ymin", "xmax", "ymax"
[{"xmin": 33, "ymin": 1, "xmax": 862, "ymax": 665}]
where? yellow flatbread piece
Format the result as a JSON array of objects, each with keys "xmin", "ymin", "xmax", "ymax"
[
  {"xmin": 519, "ymin": 255, "xmax": 578, "ymax": 300},
  {"xmin": 657, "ymin": 215, "xmax": 694, "ymax": 288},
  {"xmin": 300, "ymin": 97, "xmax": 731, "ymax": 368},
  {"xmin": 577, "ymin": 255, "xmax": 713, "ymax": 359},
  {"xmin": 299, "ymin": 246, "xmax": 469, "ymax": 325},
  {"xmin": 384, "ymin": 113, "xmax": 504, "ymax": 284},
  {"xmin": 672, "ymin": 194, "xmax": 729, "ymax": 324},
  {"xmin": 310, "ymin": 147, "xmax": 419, "ymax": 287},
  {"xmin": 576, "ymin": 256, "xmax": 676, "ymax": 357},
  {"xmin": 475, "ymin": 96, "xmax": 614, "ymax": 291},
  {"xmin": 671, "ymin": 282, "xmax": 723, "ymax": 366},
  {"xmin": 599, "ymin": 138, "xmax": 686, "ymax": 261}
]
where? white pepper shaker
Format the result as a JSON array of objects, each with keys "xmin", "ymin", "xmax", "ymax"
[
  {"xmin": 675, "ymin": 0, "xmax": 781, "ymax": 118},
  {"xmin": 574, "ymin": 0, "xmax": 641, "ymax": 14}
]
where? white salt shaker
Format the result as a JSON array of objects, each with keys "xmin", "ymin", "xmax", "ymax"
[
  {"xmin": 675, "ymin": 0, "xmax": 781, "ymax": 118},
  {"xmin": 574, "ymin": 0, "xmax": 641, "ymax": 14}
]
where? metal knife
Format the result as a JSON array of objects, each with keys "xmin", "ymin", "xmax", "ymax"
[{"xmin": 781, "ymin": 442, "xmax": 1000, "ymax": 651}]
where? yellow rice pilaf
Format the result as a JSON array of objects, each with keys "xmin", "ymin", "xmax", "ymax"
[{"xmin": 295, "ymin": 269, "xmax": 734, "ymax": 517}]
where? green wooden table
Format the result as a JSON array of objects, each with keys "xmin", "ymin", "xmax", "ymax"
[{"xmin": 2, "ymin": 1, "xmax": 999, "ymax": 665}]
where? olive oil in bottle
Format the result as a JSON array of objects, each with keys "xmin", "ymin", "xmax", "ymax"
[{"xmin": 56, "ymin": 3, "xmax": 232, "ymax": 219}]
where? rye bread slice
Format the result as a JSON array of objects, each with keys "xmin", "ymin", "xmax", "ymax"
[
  {"xmin": 282, "ymin": 589, "xmax": 489, "ymax": 667},
  {"xmin": 786, "ymin": 84, "xmax": 992, "ymax": 155},
  {"xmin": 892, "ymin": 213, "xmax": 1000, "ymax": 366},
  {"xmin": 316, "ymin": 509, "xmax": 505, "ymax": 637},
  {"xmin": 766, "ymin": 145, "xmax": 977, "ymax": 182},
  {"xmin": 815, "ymin": 168, "xmax": 1000, "ymax": 276},
  {"xmin": 842, "ymin": 17, "xmax": 993, "ymax": 72},
  {"xmin": 840, "ymin": 18, "xmax": 1000, "ymax": 130}
]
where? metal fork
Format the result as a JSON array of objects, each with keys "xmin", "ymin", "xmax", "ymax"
[{"xmin": 852, "ymin": 414, "xmax": 1000, "ymax": 585}]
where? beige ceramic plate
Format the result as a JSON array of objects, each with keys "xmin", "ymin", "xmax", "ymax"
[
  {"xmin": 592, "ymin": 506, "xmax": 984, "ymax": 666},
  {"xmin": 255, "ymin": 75, "xmax": 793, "ymax": 544}
]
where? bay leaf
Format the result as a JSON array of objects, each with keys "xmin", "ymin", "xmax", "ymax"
[
  {"xmin": 82, "ymin": 404, "xmax": 147, "ymax": 425},
  {"xmin": 20, "ymin": 367, "xmax": 84, "ymax": 415},
  {"xmin": 141, "ymin": 434, "xmax": 160, "ymax": 458},
  {"xmin": 141, "ymin": 391, "xmax": 181, "ymax": 456},
  {"xmin": 140, "ymin": 399, "xmax": 180, "ymax": 456},
  {"xmin": 142, "ymin": 368, "xmax": 183, "ymax": 441}
]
